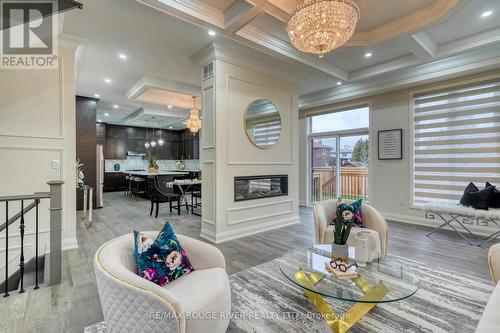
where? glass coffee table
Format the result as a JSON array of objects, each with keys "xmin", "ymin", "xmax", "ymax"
[{"xmin": 279, "ymin": 245, "xmax": 419, "ymax": 333}]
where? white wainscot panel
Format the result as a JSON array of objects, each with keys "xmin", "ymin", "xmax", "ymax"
[
  {"xmin": 202, "ymin": 160, "xmax": 215, "ymax": 226},
  {"xmin": 202, "ymin": 84, "xmax": 215, "ymax": 150},
  {"xmin": 227, "ymin": 199, "xmax": 294, "ymax": 225}
]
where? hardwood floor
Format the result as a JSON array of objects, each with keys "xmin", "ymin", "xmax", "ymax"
[{"xmin": 0, "ymin": 192, "xmax": 497, "ymax": 332}]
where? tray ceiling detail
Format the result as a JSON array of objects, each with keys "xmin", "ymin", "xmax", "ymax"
[{"xmin": 137, "ymin": 0, "xmax": 500, "ymax": 87}]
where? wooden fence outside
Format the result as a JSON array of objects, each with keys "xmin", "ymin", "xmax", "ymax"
[{"xmin": 312, "ymin": 166, "xmax": 368, "ymax": 202}]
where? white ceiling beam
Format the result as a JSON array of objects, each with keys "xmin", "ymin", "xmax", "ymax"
[
  {"xmin": 237, "ymin": 25, "xmax": 349, "ymax": 80},
  {"xmin": 299, "ymin": 46, "xmax": 500, "ymax": 110},
  {"xmin": 437, "ymin": 26, "xmax": 500, "ymax": 57},
  {"xmin": 409, "ymin": 31, "xmax": 437, "ymax": 61},
  {"xmin": 349, "ymin": 54, "xmax": 420, "ymax": 82},
  {"xmin": 224, "ymin": 0, "xmax": 264, "ymax": 33},
  {"xmin": 156, "ymin": 0, "xmax": 224, "ymax": 27}
]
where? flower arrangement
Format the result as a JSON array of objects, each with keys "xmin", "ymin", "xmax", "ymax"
[
  {"xmin": 176, "ymin": 159, "xmax": 185, "ymax": 171},
  {"xmin": 333, "ymin": 199, "xmax": 354, "ymax": 245}
]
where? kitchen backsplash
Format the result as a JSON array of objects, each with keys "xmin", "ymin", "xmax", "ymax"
[{"xmin": 105, "ymin": 156, "xmax": 200, "ymax": 172}]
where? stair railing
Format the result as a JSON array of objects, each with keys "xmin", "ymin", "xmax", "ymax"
[{"xmin": 0, "ymin": 181, "xmax": 64, "ymax": 297}]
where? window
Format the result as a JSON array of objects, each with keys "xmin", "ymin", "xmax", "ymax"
[
  {"xmin": 311, "ymin": 107, "xmax": 369, "ymax": 133},
  {"xmin": 309, "ymin": 106, "xmax": 370, "ymax": 203},
  {"xmin": 412, "ymin": 80, "xmax": 500, "ymax": 206}
]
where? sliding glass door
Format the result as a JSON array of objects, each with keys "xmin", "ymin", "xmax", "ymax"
[
  {"xmin": 311, "ymin": 137, "xmax": 337, "ymax": 202},
  {"xmin": 339, "ymin": 135, "xmax": 369, "ymax": 201},
  {"xmin": 308, "ymin": 106, "xmax": 370, "ymax": 204}
]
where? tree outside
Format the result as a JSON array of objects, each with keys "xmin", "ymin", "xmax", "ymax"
[{"xmin": 352, "ymin": 138, "xmax": 369, "ymax": 164}]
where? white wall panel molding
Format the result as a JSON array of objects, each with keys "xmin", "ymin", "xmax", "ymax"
[
  {"xmin": 0, "ymin": 57, "xmax": 64, "ymax": 140},
  {"xmin": 227, "ymin": 199, "xmax": 293, "ymax": 225}
]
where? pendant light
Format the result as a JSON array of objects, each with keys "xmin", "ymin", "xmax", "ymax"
[
  {"xmin": 150, "ymin": 117, "xmax": 157, "ymax": 147},
  {"xmin": 144, "ymin": 120, "xmax": 150, "ymax": 149},
  {"xmin": 185, "ymin": 96, "xmax": 201, "ymax": 134}
]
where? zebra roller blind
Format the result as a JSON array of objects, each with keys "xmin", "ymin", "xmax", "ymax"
[
  {"xmin": 253, "ymin": 119, "xmax": 281, "ymax": 147},
  {"xmin": 412, "ymin": 79, "xmax": 500, "ymax": 206}
]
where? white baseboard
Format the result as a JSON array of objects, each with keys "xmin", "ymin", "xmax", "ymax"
[
  {"xmin": 63, "ymin": 238, "xmax": 78, "ymax": 251},
  {"xmin": 200, "ymin": 216, "xmax": 300, "ymax": 244},
  {"xmin": 381, "ymin": 211, "xmax": 498, "ymax": 238}
]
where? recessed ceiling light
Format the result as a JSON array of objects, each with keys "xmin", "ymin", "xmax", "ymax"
[
  {"xmin": 104, "ymin": 78, "xmax": 111, "ymax": 84},
  {"xmin": 208, "ymin": 30, "xmax": 216, "ymax": 36},
  {"xmin": 481, "ymin": 10, "xmax": 493, "ymax": 18},
  {"xmin": 94, "ymin": 94, "xmax": 100, "ymax": 98},
  {"xmin": 337, "ymin": 81, "xmax": 342, "ymax": 86},
  {"xmin": 167, "ymin": 105, "xmax": 173, "ymax": 109},
  {"xmin": 118, "ymin": 53, "xmax": 127, "ymax": 60},
  {"xmin": 169, "ymin": 126, "xmax": 173, "ymax": 129},
  {"xmin": 113, "ymin": 104, "xmax": 119, "ymax": 109},
  {"xmin": 104, "ymin": 113, "xmax": 109, "ymax": 117},
  {"xmin": 98, "ymin": 119, "xmax": 102, "ymax": 123},
  {"xmin": 364, "ymin": 52, "xmax": 372, "ymax": 58}
]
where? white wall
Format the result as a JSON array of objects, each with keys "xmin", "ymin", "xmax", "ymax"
[
  {"xmin": 300, "ymin": 69, "xmax": 500, "ymax": 234},
  {"xmin": 0, "ymin": 47, "xmax": 77, "ymax": 274},
  {"xmin": 200, "ymin": 45, "xmax": 300, "ymax": 243}
]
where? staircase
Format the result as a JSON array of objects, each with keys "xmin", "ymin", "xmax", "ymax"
[{"xmin": 0, "ymin": 181, "xmax": 64, "ymax": 297}]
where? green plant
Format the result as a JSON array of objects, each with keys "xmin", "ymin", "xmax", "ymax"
[
  {"xmin": 144, "ymin": 150, "xmax": 157, "ymax": 168},
  {"xmin": 352, "ymin": 138, "xmax": 369, "ymax": 163},
  {"xmin": 333, "ymin": 202, "xmax": 354, "ymax": 245}
]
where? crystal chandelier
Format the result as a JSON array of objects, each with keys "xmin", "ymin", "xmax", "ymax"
[
  {"xmin": 185, "ymin": 96, "xmax": 201, "ymax": 134},
  {"xmin": 286, "ymin": 0, "xmax": 360, "ymax": 58}
]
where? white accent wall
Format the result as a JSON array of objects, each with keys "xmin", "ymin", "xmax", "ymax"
[
  {"xmin": 0, "ymin": 46, "xmax": 77, "ymax": 275},
  {"xmin": 199, "ymin": 44, "xmax": 300, "ymax": 243}
]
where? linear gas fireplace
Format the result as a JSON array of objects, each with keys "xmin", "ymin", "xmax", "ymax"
[{"xmin": 234, "ymin": 175, "xmax": 288, "ymax": 202}]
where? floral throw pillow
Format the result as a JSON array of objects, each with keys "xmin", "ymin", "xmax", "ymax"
[
  {"xmin": 133, "ymin": 222, "xmax": 194, "ymax": 286},
  {"xmin": 332, "ymin": 198, "xmax": 364, "ymax": 228}
]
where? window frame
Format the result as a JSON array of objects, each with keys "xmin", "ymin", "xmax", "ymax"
[{"xmin": 306, "ymin": 103, "xmax": 372, "ymax": 206}]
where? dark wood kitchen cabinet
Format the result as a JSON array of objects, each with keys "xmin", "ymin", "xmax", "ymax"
[
  {"xmin": 179, "ymin": 130, "xmax": 199, "ymax": 160},
  {"xmin": 104, "ymin": 172, "xmax": 127, "ymax": 192},
  {"xmin": 102, "ymin": 124, "xmax": 199, "ymax": 160},
  {"xmin": 76, "ymin": 96, "xmax": 98, "ymax": 210}
]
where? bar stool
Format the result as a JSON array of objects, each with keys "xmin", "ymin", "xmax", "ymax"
[
  {"xmin": 124, "ymin": 175, "xmax": 131, "ymax": 196},
  {"xmin": 132, "ymin": 176, "xmax": 146, "ymax": 200},
  {"xmin": 191, "ymin": 191, "xmax": 202, "ymax": 216}
]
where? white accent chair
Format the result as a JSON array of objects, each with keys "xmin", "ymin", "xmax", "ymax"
[
  {"xmin": 476, "ymin": 243, "xmax": 500, "ymax": 333},
  {"xmin": 313, "ymin": 199, "xmax": 388, "ymax": 257},
  {"xmin": 94, "ymin": 233, "xmax": 231, "ymax": 333}
]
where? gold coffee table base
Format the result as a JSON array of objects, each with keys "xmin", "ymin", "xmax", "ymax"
[{"xmin": 294, "ymin": 270, "xmax": 389, "ymax": 333}]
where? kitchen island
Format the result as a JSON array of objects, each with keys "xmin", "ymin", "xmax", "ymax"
[{"xmin": 123, "ymin": 170, "xmax": 189, "ymax": 177}]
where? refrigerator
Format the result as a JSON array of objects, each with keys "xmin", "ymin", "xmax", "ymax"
[{"xmin": 96, "ymin": 144, "xmax": 104, "ymax": 208}]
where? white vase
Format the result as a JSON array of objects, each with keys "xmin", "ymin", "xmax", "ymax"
[
  {"xmin": 331, "ymin": 243, "xmax": 349, "ymax": 260},
  {"xmin": 355, "ymin": 234, "xmax": 369, "ymax": 267}
]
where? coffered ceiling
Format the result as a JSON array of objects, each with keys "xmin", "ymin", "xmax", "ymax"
[{"xmin": 139, "ymin": 0, "xmax": 500, "ymax": 94}]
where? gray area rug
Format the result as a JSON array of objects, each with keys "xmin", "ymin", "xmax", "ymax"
[{"xmin": 86, "ymin": 255, "xmax": 493, "ymax": 333}]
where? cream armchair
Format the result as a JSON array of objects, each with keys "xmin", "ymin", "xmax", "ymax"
[
  {"xmin": 476, "ymin": 243, "xmax": 500, "ymax": 333},
  {"xmin": 313, "ymin": 199, "xmax": 388, "ymax": 256},
  {"xmin": 94, "ymin": 233, "xmax": 231, "ymax": 333}
]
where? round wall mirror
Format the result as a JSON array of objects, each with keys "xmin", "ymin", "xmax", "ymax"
[{"xmin": 244, "ymin": 99, "xmax": 281, "ymax": 149}]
